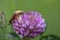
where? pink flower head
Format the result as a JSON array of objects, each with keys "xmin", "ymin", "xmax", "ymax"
[{"xmin": 9, "ymin": 10, "xmax": 46, "ymax": 38}]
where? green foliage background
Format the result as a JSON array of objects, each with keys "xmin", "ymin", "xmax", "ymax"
[{"xmin": 0, "ymin": 0, "xmax": 60, "ymax": 40}]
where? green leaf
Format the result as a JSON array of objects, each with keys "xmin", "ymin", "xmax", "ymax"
[
  {"xmin": 8, "ymin": 32, "xmax": 19, "ymax": 38},
  {"xmin": 7, "ymin": 32, "xmax": 20, "ymax": 40},
  {"xmin": 39, "ymin": 35, "xmax": 60, "ymax": 40},
  {"xmin": 7, "ymin": 32, "xmax": 20, "ymax": 39}
]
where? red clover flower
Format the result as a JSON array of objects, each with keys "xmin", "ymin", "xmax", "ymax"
[{"xmin": 9, "ymin": 10, "xmax": 46, "ymax": 38}]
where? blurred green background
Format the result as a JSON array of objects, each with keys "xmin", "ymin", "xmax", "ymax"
[{"xmin": 0, "ymin": 0, "xmax": 60, "ymax": 40}]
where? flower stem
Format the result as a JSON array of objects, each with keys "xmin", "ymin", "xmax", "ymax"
[{"xmin": 23, "ymin": 37, "xmax": 30, "ymax": 40}]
